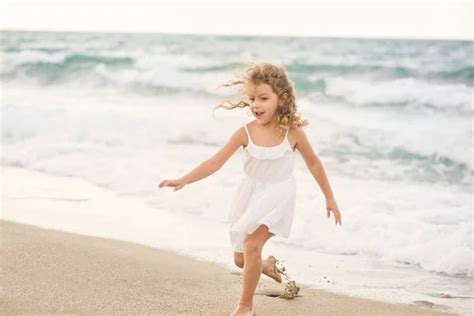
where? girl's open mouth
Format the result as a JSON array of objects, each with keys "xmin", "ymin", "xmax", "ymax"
[{"xmin": 255, "ymin": 111, "xmax": 264, "ymax": 117}]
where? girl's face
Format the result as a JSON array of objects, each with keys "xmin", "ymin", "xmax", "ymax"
[{"xmin": 247, "ymin": 83, "xmax": 283, "ymax": 126}]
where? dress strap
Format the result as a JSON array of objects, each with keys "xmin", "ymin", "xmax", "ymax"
[
  {"xmin": 285, "ymin": 127, "xmax": 292, "ymax": 150},
  {"xmin": 244, "ymin": 124, "xmax": 291, "ymax": 148},
  {"xmin": 243, "ymin": 124, "xmax": 253, "ymax": 146}
]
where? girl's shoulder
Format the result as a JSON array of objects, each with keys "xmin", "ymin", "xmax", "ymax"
[
  {"xmin": 289, "ymin": 125, "xmax": 311, "ymax": 151},
  {"xmin": 230, "ymin": 124, "xmax": 249, "ymax": 149},
  {"xmin": 239, "ymin": 124, "xmax": 250, "ymax": 148},
  {"xmin": 287, "ymin": 125, "xmax": 300, "ymax": 152}
]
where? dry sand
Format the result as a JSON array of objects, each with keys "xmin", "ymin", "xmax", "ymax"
[{"xmin": 0, "ymin": 220, "xmax": 458, "ymax": 315}]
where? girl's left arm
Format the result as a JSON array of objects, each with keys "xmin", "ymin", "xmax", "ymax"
[{"xmin": 293, "ymin": 127, "xmax": 342, "ymax": 225}]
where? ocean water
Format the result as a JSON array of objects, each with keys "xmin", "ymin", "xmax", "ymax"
[{"xmin": 1, "ymin": 30, "xmax": 473, "ymax": 314}]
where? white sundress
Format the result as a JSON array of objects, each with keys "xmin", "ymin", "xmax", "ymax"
[{"xmin": 228, "ymin": 123, "xmax": 297, "ymax": 253}]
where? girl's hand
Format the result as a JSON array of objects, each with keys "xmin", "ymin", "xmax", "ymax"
[
  {"xmin": 326, "ymin": 197, "xmax": 342, "ymax": 226},
  {"xmin": 158, "ymin": 178, "xmax": 187, "ymax": 192}
]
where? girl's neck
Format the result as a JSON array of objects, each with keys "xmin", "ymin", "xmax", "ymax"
[{"xmin": 255, "ymin": 115, "xmax": 279, "ymax": 129}]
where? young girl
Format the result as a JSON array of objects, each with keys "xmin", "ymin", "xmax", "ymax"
[{"xmin": 159, "ymin": 62, "xmax": 342, "ymax": 316}]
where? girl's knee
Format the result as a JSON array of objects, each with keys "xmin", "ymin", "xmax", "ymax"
[
  {"xmin": 243, "ymin": 224, "xmax": 272, "ymax": 253},
  {"xmin": 234, "ymin": 252, "xmax": 244, "ymax": 268},
  {"xmin": 243, "ymin": 240, "xmax": 263, "ymax": 254}
]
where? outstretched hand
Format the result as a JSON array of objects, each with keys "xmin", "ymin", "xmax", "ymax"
[
  {"xmin": 326, "ymin": 198, "xmax": 342, "ymax": 226},
  {"xmin": 158, "ymin": 178, "xmax": 187, "ymax": 192}
]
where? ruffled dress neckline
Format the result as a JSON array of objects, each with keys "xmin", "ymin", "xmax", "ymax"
[{"xmin": 243, "ymin": 124, "xmax": 295, "ymax": 160}]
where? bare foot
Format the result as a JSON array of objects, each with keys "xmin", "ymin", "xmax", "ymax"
[
  {"xmin": 230, "ymin": 303, "xmax": 253, "ymax": 316},
  {"xmin": 263, "ymin": 255, "xmax": 282, "ymax": 283}
]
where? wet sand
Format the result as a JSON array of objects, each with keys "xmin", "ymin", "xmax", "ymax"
[{"xmin": 0, "ymin": 220, "xmax": 458, "ymax": 315}]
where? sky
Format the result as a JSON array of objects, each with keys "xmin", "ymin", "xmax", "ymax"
[{"xmin": 1, "ymin": 0, "xmax": 472, "ymax": 40}]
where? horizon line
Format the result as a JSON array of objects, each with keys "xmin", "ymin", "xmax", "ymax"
[{"xmin": 1, "ymin": 28, "xmax": 472, "ymax": 42}]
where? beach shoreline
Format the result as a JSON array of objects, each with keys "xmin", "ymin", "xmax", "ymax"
[{"xmin": 0, "ymin": 219, "xmax": 458, "ymax": 315}]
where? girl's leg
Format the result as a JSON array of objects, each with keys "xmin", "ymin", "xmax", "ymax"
[
  {"xmin": 233, "ymin": 224, "xmax": 273, "ymax": 313},
  {"xmin": 234, "ymin": 252, "xmax": 281, "ymax": 282}
]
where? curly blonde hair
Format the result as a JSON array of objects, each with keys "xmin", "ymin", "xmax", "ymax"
[{"xmin": 212, "ymin": 61, "xmax": 309, "ymax": 136}]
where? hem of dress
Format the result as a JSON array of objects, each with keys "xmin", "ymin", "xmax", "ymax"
[{"xmin": 230, "ymin": 221, "xmax": 290, "ymax": 253}]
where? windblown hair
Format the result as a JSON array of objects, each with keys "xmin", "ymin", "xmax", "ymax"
[{"xmin": 213, "ymin": 61, "xmax": 309, "ymax": 136}]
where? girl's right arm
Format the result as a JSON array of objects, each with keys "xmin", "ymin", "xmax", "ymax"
[{"xmin": 158, "ymin": 127, "xmax": 245, "ymax": 192}]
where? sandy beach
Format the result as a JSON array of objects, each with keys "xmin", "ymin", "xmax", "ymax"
[{"xmin": 0, "ymin": 220, "xmax": 457, "ymax": 315}]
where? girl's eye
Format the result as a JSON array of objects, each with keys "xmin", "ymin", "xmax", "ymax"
[{"xmin": 262, "ymin": 98, "xmax": 268, "ymax": 100}]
